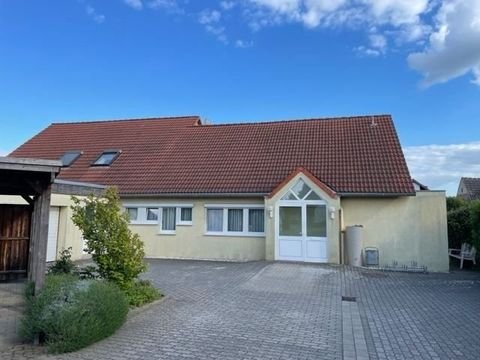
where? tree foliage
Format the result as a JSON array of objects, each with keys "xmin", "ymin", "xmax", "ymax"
[
  {"xmin": 447, "ymin": 206, "xmax": 472, "ymax": 249},
  {"xmin": 446, "ymin": 196, "xmax": 480, "ymax": 252},
  {"xmin": 470, "ymin": 201, "xmax": 480, "ymax": 251},
  {"xmin": 446, "ymin": 197, "xmax": 468, "ymax": 212},
  {"xmin": 71, "ymin": 187, "xmax": 146, "ymax": 289}
]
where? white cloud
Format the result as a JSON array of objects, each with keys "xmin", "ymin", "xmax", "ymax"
[
  {"xmin": 407, "ymin": 0, "xmax": 480, "ymax": 87},
  {"xmin": 199, "ymin": 9, "xmax": 228, "ymax": 43},
  {"xmin": 370, "ymin": 33, "xmax": 387, "ymax": 51},
  {"xmin": 354, "ymin": 32, "xmax": 387, "ymax": 56},
  {"xmin": 404, "ymin": 141, "xmax": 480, "ymax": 195},
  {"xmin": 199, "ymin": 9, "xmax": 222, "ymax": 24},
  {"xmin": 147, "ymin": 0, "xmax": 183, "ymax": 13},
  {"xmin": 301, "ymin": 0, "xmax": 347, "ymax": 28},
  {"xmin": 205, "ymin": 25, "xmax": 228, "ymax": 43},
  {"xmin": 235, "ymin": 39, "xmax": 254, "ymax": 48},
  {"xmin": 86, "ymin": 5, "xmax": 105, "ymax": 24},
  {"xmin": 355, "ymin": 45, "xmax": 381, "ymax": 57},
  {"xmin": 248, "ymin": 0, "xmax": 428, "ymax": 29},
  {"xmin": 124, "ymin": 0, "xmax": 143, "ymax": 10},
  {"xmin": 220, "ymin": 1, "xmax": 236, "ymax": 10},
  {"xmin": 362, "ymin": 0, "xmax": 429, "ymax": 26},
  {"xmin": 114, "ymin": 0, "xmax": 480, "ymax": 86}
]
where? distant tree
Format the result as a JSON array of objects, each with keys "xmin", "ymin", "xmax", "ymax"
[
  {"xmin": 446, "ymin": 196, "xmax": 468, "ymax": 212},
  {"xmin": 447, "ymin": 206, "xmax": 473, "ymax": 249},
  {"xmin": 470, "ymin": 201, "xmax": 480, "ymax": 251}
]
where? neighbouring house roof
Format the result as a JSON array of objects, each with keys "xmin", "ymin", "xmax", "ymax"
[
  {"xmin": 457, "ymin": 177, "xmax": 480, "ymax": 200},
  {"xmin": 10, "ymin": 114, "xmax": 415, "ymax": 196}
]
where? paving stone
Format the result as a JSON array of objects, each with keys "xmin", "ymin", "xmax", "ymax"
[{"xmin": 1, "ymin": 260, "xmax": 480, "ymax": 359}]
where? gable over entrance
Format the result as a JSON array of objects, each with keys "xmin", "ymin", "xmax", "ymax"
[
  {"xmin": 277, "ymin": 179, "xmax": 328, "ymax": 262},
  {"xmin": 265, "ymin": 169, "xmax": 341, "ymax": 264}
]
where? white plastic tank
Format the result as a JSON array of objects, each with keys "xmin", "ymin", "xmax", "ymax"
[{"xmin": 345, "ymin": 225, "xmax": 364, "ymax": 267}]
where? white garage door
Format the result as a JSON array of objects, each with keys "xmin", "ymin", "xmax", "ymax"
[{"xmin": 47, "ymin": 207, "xmax": 60, "ymax": 262}]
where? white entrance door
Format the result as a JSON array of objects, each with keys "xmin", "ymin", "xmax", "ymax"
[
  {"xmin": 276, "ymin": 178, "xmax": 328, "ymax": 263},
  {"xmin": 47, "ymin": 207, "xmax": 60, "ymax": 262}
]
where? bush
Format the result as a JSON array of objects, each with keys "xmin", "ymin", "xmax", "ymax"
[
  {"xmin": 71, "ymin": 187, "xmax": 146, "ymax": 290},
  {"xmin": 21, "ymin": 274, "xmax": 128, "ymax": 353},
  {"xmin": 446, "ymin": 197, "xmax": 468, "ymax": 212},
  {"xmin": 470, "ymin": 201, "xmax": 480, "ymax": 251},
  {"xmin": 447, "ymin": 206, "xmax": 473, "ymax": 249},
  {"xmin": 124, "ymin": 280, "xmax": 162, "ymax": 307},
  {"xmin": 48, "ymin": 248, "xmax": 76, "ymax": 275}
]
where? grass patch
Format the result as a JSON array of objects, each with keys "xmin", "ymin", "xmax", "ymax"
[{"xmin": 124, "ymin": 280, "xmax": 162, "ymax": 307}]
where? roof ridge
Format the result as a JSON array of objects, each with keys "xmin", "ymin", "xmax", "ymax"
[
  {"xmin": 51, "ymin": 115, "xmax": 200, "ymax": 126},
  {"xmin": 202, "ymin": 114, "xmax": 392, "ymax": 127}
]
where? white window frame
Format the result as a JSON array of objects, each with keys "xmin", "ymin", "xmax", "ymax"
[
  {"xmin": 177, "ymin": 207, "xmax": 193, "ymax": 226},
  {"xmin": 159, "ymin": 207, "xmax": 176, "ymax": 235},
  {"xmin": 204, "ymin": 204, "xmax": 265, "ymax": 237},
  {"xmin": 146, "ymin": 207, "xmax": 160, "ymax": 223},
  {"xmin": 123, "ymin": 203, "xmax": 194, "ymax": 232}
]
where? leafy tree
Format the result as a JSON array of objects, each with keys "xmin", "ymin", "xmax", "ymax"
[
  {"xmin": 71, "ymin": 187, "xmax": 146, "ymax": 289},
  {"xmin": 446, "ymin": 196, "xmax": 468, "ymax": 212},
  {"xmin": 447, "ymin": 206, "xmax": 472, "ymax": 249},
  {"xmin": 470, "ymin": 200, "xmax": 480, "ymax": 251}
]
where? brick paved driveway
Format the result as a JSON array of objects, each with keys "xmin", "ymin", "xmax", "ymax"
[{"xmin": 3, "ymin": 260, "xmax": 480, "ymax": 360}]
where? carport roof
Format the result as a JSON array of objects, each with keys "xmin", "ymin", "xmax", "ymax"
[{"xmin": 0, "ymin": 157, "xmax": 61, "ymax": 196}]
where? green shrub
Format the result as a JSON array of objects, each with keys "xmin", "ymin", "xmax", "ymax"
[
  {"xmin": 21, "ymin": 274, "xmax": 128, "ymax": 354},
  {"xmin": 470, "ymin": 201, "xmax": 480, "ymax": 251},
  {"xmin": 447, "ymin": 206, "xmax": 473, "ymax": 249},
  {"xmin": 71, "ymin": 187, "xmax": 146, "ymax": 290},
  {"xmin": 124, "ymin": 280, "xmax": 162, "ymax": 307},
  {"xmin": 76, "ymin": 265, "xmax": 100, "ymax": 280},
  {"xmin": 446, "ymin": 197, "xmax": 468, "ymax": 212},
  {"xmin": 48, "ymin": 248, "xmax": 76, "ymax": 275}
]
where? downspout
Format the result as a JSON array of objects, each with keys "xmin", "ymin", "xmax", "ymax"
[{"xmin": 339, "ymin": 208, "xmax": 344, "ymax": 264}]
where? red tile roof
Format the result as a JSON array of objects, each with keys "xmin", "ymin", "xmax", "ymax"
[
  {"xmin": 267, "ymin": 167, "xmax": 338, "ymax": 199},
  {"xmin": 10, "ymin": 115, "xmax": 415, "ymax": 196}
]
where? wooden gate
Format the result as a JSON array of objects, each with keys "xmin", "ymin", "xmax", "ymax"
[{"xmin": 0, "ymin": 205, "xmax": 31, "ymax": 281}]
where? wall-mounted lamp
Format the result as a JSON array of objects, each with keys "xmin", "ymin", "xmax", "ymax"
[
  {"xmin": 267, "ymin": 206, "xmax": 274, "ymax": 219},
  {"xmin": 329, "ymin": 206, "xmax": 336, "ymax": 220}
]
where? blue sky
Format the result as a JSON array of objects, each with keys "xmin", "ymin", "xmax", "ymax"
[{"xmin": 0, "ymin": 0, "xmax": 479, "ymax": 194}]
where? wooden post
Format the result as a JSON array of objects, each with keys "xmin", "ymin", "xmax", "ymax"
[{"xmin": 29, "ymin": 183, "xmax": 52, "ymax": 294}]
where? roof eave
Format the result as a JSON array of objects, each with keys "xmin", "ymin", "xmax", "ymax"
[
  {"xmin": 119, "ymin": 192, "xmax": 269, "ymax": 198},
  {"xmin": 339, "ymin": 191, "xmax": 416, "ymax": 198},
  {"xmin": 119, "ymin": 191, "xmax": 416, "ymax": 198}
]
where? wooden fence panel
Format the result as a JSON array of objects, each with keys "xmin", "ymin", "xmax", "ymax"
[{"xmin": 0, "ymin": 205, "xmax": 31, "ymax": 281}]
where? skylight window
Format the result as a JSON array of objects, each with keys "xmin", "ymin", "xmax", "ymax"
[
  {"xmin": 60, "ymin": 151, "xmax": 82, "ymax": 167},
  {"xmin": 92, "ymin": 150, "xmax": 120, "ymax": 166}
]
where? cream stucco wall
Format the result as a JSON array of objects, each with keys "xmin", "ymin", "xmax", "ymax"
[
  {"xmin": 1, "ymin": 189, "xmax": 449, "ymax": 270},
  {"xmin": 264, "ymin": 173, "xmax": 341, "ymax": 263},
  {"xmin": 341, "ymin": 191, "xmax": 449, "ymax": 272},
  {"xmin": 122, "ymin": 197, "xmax": 266, "ymax": 261},
  {"xmin": 0, "ymin": 194, "xmax": 89, "ymax": 261}
]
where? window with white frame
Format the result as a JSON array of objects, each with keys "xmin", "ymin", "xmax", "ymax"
[
  {"xmin": 126, "ymin": 207, "xmax": 138, "ymax": 222},
  {"xmin": 123, "ymin": 205, "xmax": 194, "ymax": 231},
  {"xmin": 161, "ymin": 207, "xmax": 176, "ymax": 233},
  {"xmin": 205, "ymin": 205, "xmax": 265, "ymax": 236},
  {"xmin": 178, "ymin": 207, "xmax": 193, "ymax": 225},
  {"xmin": 147, "ymin": 208, "xmax": 159, "ymax": 221},
  {"xmin": 248, "ymin": 208, "xmax": 264, "ymax": 233}
]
